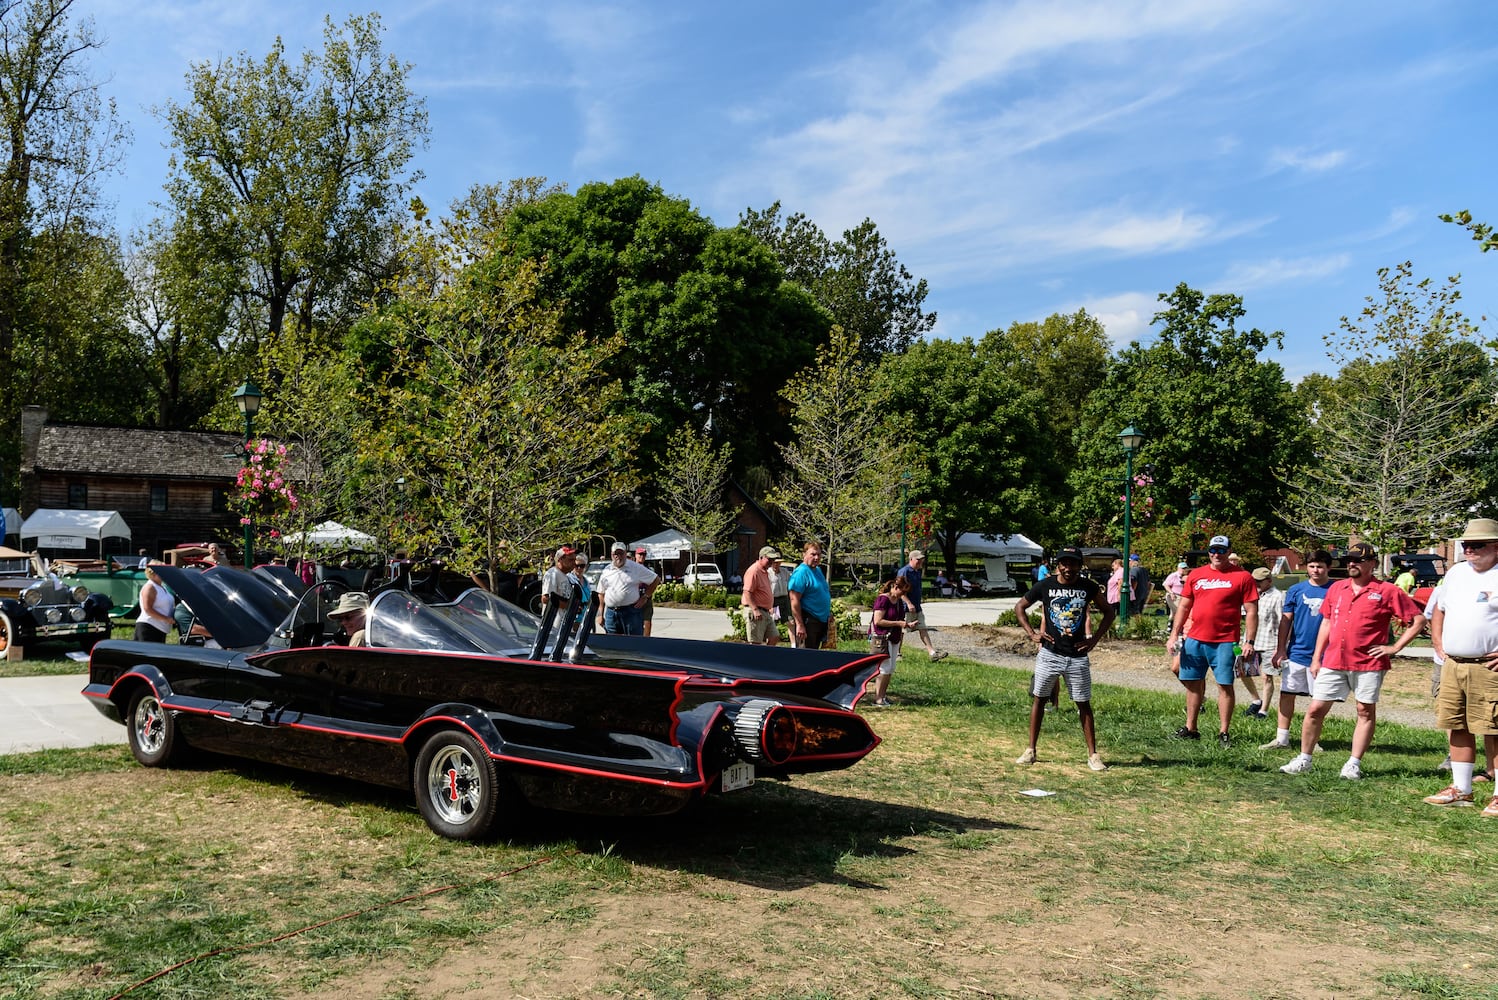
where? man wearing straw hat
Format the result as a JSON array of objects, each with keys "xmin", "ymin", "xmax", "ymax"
[
  {"xmin": 328, "ymin": 592, "xmax": 369, "ymax": 648},
  {"xmin": 1423, "ymin": 518, "xmax": 1498, "ymax": 815}
]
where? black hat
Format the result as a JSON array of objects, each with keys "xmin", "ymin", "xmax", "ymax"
[{"xmin": 1057, "ymin": 546, "xmax": 1083, "ymax": 564}]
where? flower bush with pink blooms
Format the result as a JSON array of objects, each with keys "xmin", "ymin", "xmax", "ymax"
[{"xmin": 234, "ymin": 439, "xmax": 299, "ymax": 530}]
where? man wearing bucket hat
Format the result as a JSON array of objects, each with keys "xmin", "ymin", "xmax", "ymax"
[
  {"xmin": 328, "ymin": 591, "xmax": 369, "ymax": 647},
  {"xmin": 1423, "ymin": 518, "xmax": 1498, "ymax": 813},
  {"xmin": 1280, "ymin": 542, "xmax": 1424, "ymax": 780}
]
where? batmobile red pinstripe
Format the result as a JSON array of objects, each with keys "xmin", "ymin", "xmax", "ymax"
[{"xmin": 83, "ymin": 565, "xmax": 882, "ymax": 840}]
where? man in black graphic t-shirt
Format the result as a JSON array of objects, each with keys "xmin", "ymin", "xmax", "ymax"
[{"xmin": 1013, "ymin": 546, "xmax": 1115, "ymax": 770}]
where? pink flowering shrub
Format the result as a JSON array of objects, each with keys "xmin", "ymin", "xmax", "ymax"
[{"xmin": 234, "ymin": 439, "xmax": 300, "ymax": 527}]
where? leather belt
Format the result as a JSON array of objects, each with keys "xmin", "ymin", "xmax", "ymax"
[{"xmin": 1447, "ymin": 655, "xmax": 1494, "ymax": 664}]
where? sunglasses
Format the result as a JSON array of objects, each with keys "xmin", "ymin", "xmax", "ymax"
[
  {"xmin": 1463, "ymin": 541, "xmax": 1493, "ymax": 552},
  {"xmin": 1208, "ymin": 546, "xmax": 1230, "ymax": 555}
]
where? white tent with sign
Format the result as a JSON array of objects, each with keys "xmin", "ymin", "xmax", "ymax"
[
  {"xmin": 20, "ymin": 509, "xmax": 131, "ymax": 553},
  {"xmin": 949, "ymin": 532, "xmax": 1044, "ymax": 593},
  {"xmin": 281, "ymin": 520, "xmax": 375, "ymax": 548},
  {"xmin": 627, "ymin": 528, "xmax": 715, "ymax": 562}
]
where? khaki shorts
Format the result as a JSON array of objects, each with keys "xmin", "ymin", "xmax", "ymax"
[
  {"xmin": 744, "ymin": 607, "xmax": 776, "ymax": 644},
  {"xmin": 1434, "ymin": 660, "xmax": 1498, "ymax": 735}
]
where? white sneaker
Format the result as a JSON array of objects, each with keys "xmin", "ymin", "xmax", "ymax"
[
  {"xmin": 1340, "ymin": 759, "xmax": 1363, "ymax": 780},
  {"xmin": 1280, "ymin": 755, "xmax": 1313, "ymax": 775},
  {"xmin": 1438, "ymin": 755, "xmax": 1453, "ymax": 773},
  {"xmin": 1015, "ymin": 747, "xmax": 1036, "ymax": 765},
  {"xmin": 1258, "ymin": 738, "xmax": 1292, "ymax": 750},
  {"xmin": 929, "ymin": 649, "xmax": 949, "ymax": 661},
  {"xmin": 1087, "ymin": 753, "xmax": 1108, "ymax": 772}
]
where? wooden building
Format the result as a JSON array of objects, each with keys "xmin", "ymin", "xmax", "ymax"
[{"xmin": 19, "ymin": 406, "xmax": 246, "ymax": 559}]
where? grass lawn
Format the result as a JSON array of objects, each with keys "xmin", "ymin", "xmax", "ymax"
[{"xmin": 1, "ymin": 652, "xmax": 1493, "ymax": 999}]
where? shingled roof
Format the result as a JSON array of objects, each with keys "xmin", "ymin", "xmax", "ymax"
[{"xmin": 34, "ymin": 425, "xmax": 246, "ymax": 481}]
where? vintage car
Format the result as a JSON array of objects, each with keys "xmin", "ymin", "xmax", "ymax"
[
  {"xmin": 0, "ymin": 548, "xmax": 114, "ymax": 652},
  {"xmin": 83, "ymin": 565, "xmax": 882, "ymax": 840}
]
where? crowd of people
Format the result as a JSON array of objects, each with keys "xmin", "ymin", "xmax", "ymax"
[{"xmin": 998, "ymin": 521, "xmax": 1498, "ymax": 820}]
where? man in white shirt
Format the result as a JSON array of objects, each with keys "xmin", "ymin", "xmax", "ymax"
[
  {"xmin": 1423, "ymin": 519, "xmax": 1498, "ymax": 815},
  {"xmin": 595, "ymin": 541, "xmax": 658, "ymax": 635},
  {"xmin": 540, "ymin": 546, "xmax": 576, "ymax": 615}
]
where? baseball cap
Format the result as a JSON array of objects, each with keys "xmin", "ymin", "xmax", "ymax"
[
  {"xmin": 1251, "ymin": 567, "xmax": 1272, "ymax": 581},
  {"xmin": 1129, "ymin": 553, "xmax": 1140, "ymax": 562},
  {"xmin": 1176, "ymin": 561, "xmax": 1187, "ymax": 569},
  {"xmin": 1208, "ymin": 534, "xmax": 1230, "ymax": 549},
  {"xmin": 760, "ymin": 545, "xmax": 783, "ymax": 560},
  {"xmin": 909, "ymin": 549, "xmax": 925, "ymax": 560},
  {"xmin": 1057, "ymin": 546, "xmax": 1083, "ymax": 564},
  {"xmin": 634, "ymin": 546, "xmax": 647, "ymax": 555},
  {"xmin": 610, "ymin": 541, "xmax": 627, "ymax": 553},
  {"xmin": 1343, "ymin": 542, "xmax": 1377, "ymax": 563}
]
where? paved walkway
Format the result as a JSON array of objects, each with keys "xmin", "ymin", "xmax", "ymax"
[{"xmin": 1, "ymin": 599, "xmax": 1018, "ymax": 755}]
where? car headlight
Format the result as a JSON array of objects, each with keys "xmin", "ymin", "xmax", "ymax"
[
  {"xmin": 44, "ymin": 608, "xmax": 63, "ymax": 624},
  {"xmin": 22, "ymin": 585, "xmax": 43, "ymax": 608},
  {"xmin": 69, "ymin": 606, "xmax": 87, "ymax": 621},
  {"xmin": 72, "ymin": 585, "xmax": 90, "ymax": 603}
]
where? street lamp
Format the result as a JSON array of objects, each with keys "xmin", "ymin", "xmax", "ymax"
[
  {"xmin": 1189, "ymin": 491, "xmax": 1202, "ymax": 550},
  {"xmin": 899, "ymin": 471, "xmax": 913, "ymax": 566},
  {"xmin": 232, "ymin": 381, "xmax": 263, "ymax": 569},
  {"xmin": 1117, "ymin": 425, "xmax": 1145, "ymax": 627}
]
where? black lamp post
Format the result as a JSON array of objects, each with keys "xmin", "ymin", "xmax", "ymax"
[
  {"xmin": 899, "ymin": 471, "xmax": 912, "ymax": 566},
  {"xmin": 232, "ymin": 381, "xmax": 263, "ymax": 569},
  {"xmin": 1118, "ymin": 425, "xmax": 1145, "ymax": 626},
  {"xmin": 1189, "ymin": 490, "xmax": 1202, "ymax": 550}
]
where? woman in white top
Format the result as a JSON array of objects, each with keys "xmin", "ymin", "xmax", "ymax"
[{"xmin": 134, "ymin": 565, "xmax": 177, "ymax": 642}]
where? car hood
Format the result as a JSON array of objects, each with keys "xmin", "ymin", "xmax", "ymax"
[{"xmin": 151, "ymin": 564, "xmax": 297, "ymax": 649}]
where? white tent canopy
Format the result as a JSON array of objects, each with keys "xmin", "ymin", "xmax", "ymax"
[
  {"xmin": 628, "ymin": 528, "xmax": 715, "ymax": 561},
  {"xmin": 282, "ymin": 520, "xmax": 375, "ymax": 548},
  {"xmin": 20, "ymin": 509, "xmax": 132, "ymax": 550},
  {"xmin": 950, "ymin": 532, "xmax": 1043, "ymax": 558},
  {"xmin": 2, "ymin": 507, "xmax": 19, "ymax": 537}
]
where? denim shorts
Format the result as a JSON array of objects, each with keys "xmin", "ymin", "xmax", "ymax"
[{"xmin": 1180, "ymin": 638, "xmax": 1237, "ymax": 685}]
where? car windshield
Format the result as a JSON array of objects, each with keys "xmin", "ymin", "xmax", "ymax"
[{"xmin": 365, "ymin": 590, "xmax": 506, "ymax": 652}]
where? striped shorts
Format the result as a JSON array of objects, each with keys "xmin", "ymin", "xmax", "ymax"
[{"xmin": 1032, "ymin": 646, "xmax": 1093, "ymax": 702}]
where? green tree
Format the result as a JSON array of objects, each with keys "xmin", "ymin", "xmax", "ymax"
[
  {"xmin": 877, "ymin": 332, "xmax": 1049, "ymax": 573},
  {"xmin": 375, "ymin": 250, "xmax": 640, "ymax": 589},
  {"xmin": 1281, "ymin": 263, "xmax": 1496, "ymax": 553},
  {"xmin": 0, "ymin": 0, "xmax": 129, "ymax": 496},
  {"xmin": 503, "ymin": 177, "xmax": 830, "ymax": 475},
  {"xmin": 1069, "ymin": 284, "xmax": 1306, "ymax": 542},
  {"xmin": 658, "ymin": 425, "xmax": 735, "ymax": 566},
  {"xmin": 769, "ymin": 326, "xmax": 908, "ymax": 577},
  {"xmin": 159, "ymin": 13, "xmax": 428, "ymax": 354},
  {"xmin": 740, "ymin": 202, "xmax": 936, "ymax": 357}
]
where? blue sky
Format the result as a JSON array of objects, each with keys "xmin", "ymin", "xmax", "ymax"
[{"xmin": 86, "ymin": 0, "xmax": 1498, "ymax": 380}]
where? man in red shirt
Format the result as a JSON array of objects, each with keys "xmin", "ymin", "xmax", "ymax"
[
  {"xmin": 1167, "ymin": 534, "xmax": 1259, "ymax": 746},
  {"xmin": 1280, "ymin": 542, "xmax": 1425, "ymax": 780}
]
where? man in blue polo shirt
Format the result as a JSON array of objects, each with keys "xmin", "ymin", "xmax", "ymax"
[{"xmin": 1263, "ymin": 549, "xmax": 1331, "ymax": 750}]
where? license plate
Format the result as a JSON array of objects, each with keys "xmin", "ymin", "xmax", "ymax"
[{"xmin": 720, "ymin": 761, "xmax": 755, "ymax": 792}]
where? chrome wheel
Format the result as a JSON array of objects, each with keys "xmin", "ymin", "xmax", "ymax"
[
  {"xmin": 413, "ymin": 729, "xmax": 500, "ymax": 840},
  {"xmin": 127, "ymin": 690, "xmax": 181, "ymax": 766}
]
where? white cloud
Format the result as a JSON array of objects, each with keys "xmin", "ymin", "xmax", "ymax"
[
  {"xmin": 1219, "ymin": 253, "xmax": 1352, "ymax": 290},
  {"xmin": 1073, "ymin": 291, "xmax": 1160, "ymax": 345},
  {"xmin": 1269, "ymin": 147, "xmax": 1350, "ymax": 173}
]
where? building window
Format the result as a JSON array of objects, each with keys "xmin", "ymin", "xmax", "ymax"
[
  {"xmin": 67, "ymin": 484, "xmax": 87, "ymax": 509},
  {"xmin": 150, "ymin": 485, "xmax": 169, "ymax": 513},
  {"xmin": 211, "ymin": 488, "xmax": 229, "ymax": 513}
]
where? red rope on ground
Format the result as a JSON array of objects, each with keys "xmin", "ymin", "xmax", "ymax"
[{"xmin": 106, "ymin": 853, "xmax": 566, "ymax": 999}]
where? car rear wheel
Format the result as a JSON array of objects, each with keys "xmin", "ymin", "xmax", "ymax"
[
  {"xmin": 0, "ymin": 609, "xmax": 12, "ymax": 654},
  {"xmin": 413, "ymin": 729, "xmax": 501, "ymax": 840},
  {"xmin": 127, "ymin": 690, "xmax": 183, "ymax": 766}
]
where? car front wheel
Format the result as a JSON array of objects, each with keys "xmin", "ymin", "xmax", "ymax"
[
  {"xmin": 413, "ymin": 729, "xmax": 501, "ymax": 840},
  {"xmin": 127, "ymin": 690, "xmax": 183, "ymax": 766}
]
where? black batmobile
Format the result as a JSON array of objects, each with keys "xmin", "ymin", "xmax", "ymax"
[{"xmin": 83, "ymin": 565, "xmax": 882, "ymax": 840}]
